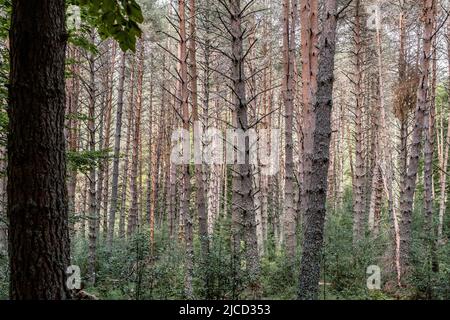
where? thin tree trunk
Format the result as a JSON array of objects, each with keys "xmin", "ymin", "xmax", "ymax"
[
  {"xmin": 102, "ymin": 42, "xmax": 117, "ymax": 241},
  {"xmin": 438, "ymin": 15, "xmax": 450, "ymax": 242},
  {"xmin": 128, "ymin": 41, "xmax": 144, "ymax": 237},
  {"xmin": 178, "ymin": 0, "xmax": 194, "ymax": 299},
  {"xmin": 108, "ymin": 52, "xmax": 126, "ymax": 248},
  {"xmin": 87, "ymin": 31, "xmax": 98, "ymax": 286},
  {"xmin": 67, "ymin": 46, "xmax": 80, "ymax": 241},
  {"xmin": 423, "ymin": 16, "xmax": 438, "ymax": 273},
  {"xmin": 352, "ymin": 0, "xmax": 366, "ymax": 244},
  {"xmin": 119, "ymin": 57, "xmax": 136, "ymax": 238},
  {"xmin": 282, "ymin": 0, "xmax": 297, "ymax": 262},
  {"xmin": 189, "ymin": 0, "xmax": 210, "ymax": 297}
]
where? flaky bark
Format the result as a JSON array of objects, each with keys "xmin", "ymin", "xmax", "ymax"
[
  {"xmin": 300, "ymin": 0, "xmax": 319, "ymax": 217},
  {"xmin": 399, "ymin": 0, "xmax": 435, "ymax": 280},
  {"xmin": 227, "ymin": 0, "xmax": 261, "ymax": 296},
  {"xmin": 298, "ymin": 0, "xmax": 337, "ymax": 300}
]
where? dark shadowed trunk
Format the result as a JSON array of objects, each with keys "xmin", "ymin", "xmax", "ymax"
[{"xmin": 8, "ymin": 0, "xmax": 71, "ymax": 299}]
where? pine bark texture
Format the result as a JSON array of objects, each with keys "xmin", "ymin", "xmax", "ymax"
[
  {"xmin": 298, "ymin": 0, "xmax": 337, "ymax": 300},
  {"xmin": 8, "ymin": 0, "xmax": 71, "ymax": 299},
  {"xmin": 399, "ymin": 0, "xmax": 435, "ymax": 279}
]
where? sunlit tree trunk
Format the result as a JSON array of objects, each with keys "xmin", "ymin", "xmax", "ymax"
[
  {"xmin": 298, "ymin": 0, "xmax": 337, "ymax": 300},
  {"xmin": 107, "ymin": 51, "xmax": 126, "ymax": 248}
]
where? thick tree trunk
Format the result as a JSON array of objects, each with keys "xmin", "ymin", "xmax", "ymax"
[
  {"xmin": 228, "ymin": 0, "xmax": 260, "ymax": 297},
  {"xmin": 8, "ymin": 0, "xmax": 71, "ymax": 300},
  {"xmin": 298, "ymin": 0, "xmax": 337, "ymax": 300},
  {"xmin": 300, "ymin": 0, "xmax": 319, "ymax": 218},
  {"xmin": 399, "ymin": 0, "xmax": 435, "ymax": 280}
]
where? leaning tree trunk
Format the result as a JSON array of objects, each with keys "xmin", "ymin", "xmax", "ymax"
[
  {"xmin": 8, "ymin": 0, "xmax": 71, "ymax": 299},
  {"xmin": 298, "ymin": 0, "xmax": 338, "ymax": 300}
]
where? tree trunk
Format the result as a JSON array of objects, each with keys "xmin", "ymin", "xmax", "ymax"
[
  {"xmin": 127, "ymin": 41, "xmax": 144, "ymax": 237},
  {"xmin": 119, "ymin": 57, "xmax": 136, "ymax": 238},
  {"xmin": 178, "ymin": 0, "xmax": 194, "ymax": 299},
  {"xmin": 399, "ymin": 0, "xmax": 435, "ymax": 280},
  {"xmin": 102, "ymin": 41, "xmax": 117, "ymax": 241},
  {"xmin": 298, "ymin": 0, "xmax": 337, "ymax": 300},
  {"xmin": 107, "ymin": 51, "xmax": 126, "ymax": 249},
  {"xmin": 282, "ymin": 0, "xmax": 297, "ymax": 262},
  {"xmin": 352, "ymin": 0, "xmax": 366, "ymax": 244},
  {"xmin": 67, "ymin": 46, "xmax": 80, "ymax": 241},
  {"xmin": 228, "ymin": 0, "xmax": 260, "ymax": 297},
  {"xmin": 423, "ymin": 16, "xmax": 438, "ymax": 272},
  {"xmin": 87, "ymin": 31, "xmax": 98, "ymax": 286},
  {"xmin": 438, "ymin": 16, "xmax": 450, "ymax": 242},
  {"xmin": 300, "ymin": 0, "xmax": 319, "ymax": 219},
  {"xmin": 8, "ymin": 0, "xmax": 71, "ymax": 299}
]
